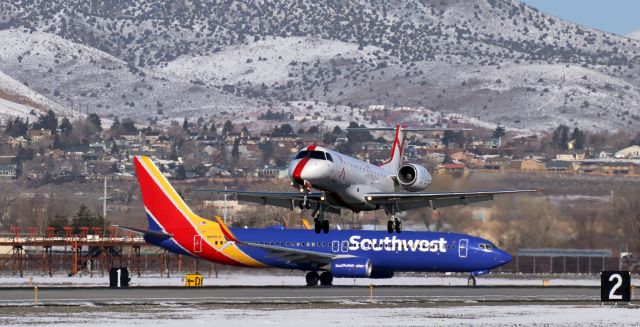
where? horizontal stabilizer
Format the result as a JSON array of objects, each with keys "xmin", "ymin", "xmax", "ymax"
[{"xmin": 114, "ymin": 225, "xmax": 172, "ymax": 240}]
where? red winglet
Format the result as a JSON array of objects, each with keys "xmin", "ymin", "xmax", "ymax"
[{"xmin": 215, "ymin": 216, "xmax": 237, "ymax": 242}]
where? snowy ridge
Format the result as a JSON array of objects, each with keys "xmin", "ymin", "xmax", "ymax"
[
  {"xmin": 0, "ymin": 29, "xmax": 259, "ymax": 122},
  {"xmin": 0, "ymin": 70, "xmax": 75, "ymax": 122},
  {"xmin": 162, "ymin": 37, "xmax": 381, "ymax": 85},
  {"xmin": 628, "ymin": 30, "xmax": 640, "ymax": 41}
]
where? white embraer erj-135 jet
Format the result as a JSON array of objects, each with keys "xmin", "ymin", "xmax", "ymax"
[{"xmin": 198, "ymin": 125, "xmax": 538, "ymax": 234}]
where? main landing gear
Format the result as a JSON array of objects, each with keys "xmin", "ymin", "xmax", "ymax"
[
  {"xmin": 314, "ymin": 219, "xmax": 330, "ymax": 234},
  {"xmin": 306, "ymin": 271, "xmax": 333, "ymax": 286},
  {"xmin": 467, "ymin": 275, "xmax": 477, "ymax": 287},
  {"xmin": 387, "ymin": 215, "xmax": 402, "ymax": 234},
  {"xmin": 311, "ymin": 192, "xmax": 329, "ymax": 234}
]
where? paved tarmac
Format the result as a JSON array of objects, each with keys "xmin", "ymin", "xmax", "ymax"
[{"xmin": 0, "ymin": 285, "xmax": 625, "ymax": 305}]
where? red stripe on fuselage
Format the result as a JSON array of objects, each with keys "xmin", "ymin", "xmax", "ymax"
[
  {"xmin": 307, "ymin": 145, "xmax": 317, "ymax": 151},
  {"xmin": 134, "ymin": 158, "xmax": 246, "ymax": 267},
  {"xmin": 292, "ymin": 157, "xmax": 310, "ymax": 185}
]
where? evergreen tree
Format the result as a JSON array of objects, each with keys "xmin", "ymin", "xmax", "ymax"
[
  {"xmin": 87, "ymin": 113, "xmax": 102, "ymax": 131},
  {"xmin": 222, "ymin": 120, "xmax": 234, "ymax": 135},
  {"xmin": 231, "ymin": 138, "xmax": 240, "ymax": 160},
  {"xmin": 571, "ymin": 127, "xmax": 585, "ymax": 150},
  {"xmin": 33, "ymin": 110, "xmax": 58, "ymax": 132},
  {"xmin": 492, "ymin": 125, "xmax": 506, "ymax": 139},
  {"xmin": 182, "ymin": 118, "xmax": 189, "ymax": 131},
  {"xmin": 59, "ymin": 117, "xmax": 73, "ymax": 137}
]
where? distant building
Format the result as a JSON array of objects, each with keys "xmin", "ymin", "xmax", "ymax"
[
  {"xmin": 0, "ymin": 164, "xmax": 17, "ymax": 178},
  {"xmin": 520, "ymin": 158, "xmax": 545, "ymax": 171},
  {"xmin": 28, "ymin": 129, "xmax": 51, "ymax": 142},
  {"xmin": 437, "ymin": 163, "xmax": 466, "ymax": 172},
  {"xmin": 6, "ymin": 136, "xmax": 28, "ymax": 148},
  {"xmin": 576, "ymin": 159, "xmax": 640, "ymax": 176},
  {"xmin": 556, "ymin": 151, "xmax": 586, "ymax": 161},
  {"xmin": 614, "ymin": 145, "xmax": 640, "ymax": 159},
  {"xmin": 546, "ymin": 160, "xmax": 573, "ymax": 172},
  {"xmin": 483, "ymin": 157, "xmax": 511, "ymax": 170}
]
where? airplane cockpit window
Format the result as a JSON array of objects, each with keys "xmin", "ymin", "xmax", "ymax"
[
  {"xmin": 326, "ymin": 153, "xmax": 333, "ymax": 162},
  {"xmin": 479, "ymin": 243, "xmax": 494, "ymax": 252},
  {"xmin": 295, "ymin": 150, "xmax": 327, "ymax": 160}
]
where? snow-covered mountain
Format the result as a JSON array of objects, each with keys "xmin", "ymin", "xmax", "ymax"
[
  {"xmin": 1, "ymin": 0, "xmax": 639, "ymax": 131},
  {"xmin": 0, "ymin": 69, "xmax": 78, "ymax": 123},
  {"xmin": 628, "ymin": 30, "xmax": 640, "ymax": 41}
]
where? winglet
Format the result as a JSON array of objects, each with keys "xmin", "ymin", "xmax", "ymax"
[
  {"xmin": 215, "ymin": 216, "xmax": 238, "ymax": 242},
  {"xmin": 302, "ymin": 219, "xmax": 312, "ymax": 230}
]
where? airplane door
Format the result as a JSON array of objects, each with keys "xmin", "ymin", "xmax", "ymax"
[
  {"xmin": 194, "ymin": 235, "xmax": 203, "ymax": 253},
  {"xmin": 331, "ymin": 241, "xmax": 340, "ymax": 253},
  {"xmin": 458, "ymin": 239, "xmax": 468, "ymax": 258},
  {"xmin": 341, "ymin": 241, "xmax": 349, "ymax": 253}
]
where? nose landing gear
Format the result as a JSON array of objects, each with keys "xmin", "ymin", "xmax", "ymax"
[{"xmin": 386, "ymin": 206, "xmax": 402, "ymax": 234}]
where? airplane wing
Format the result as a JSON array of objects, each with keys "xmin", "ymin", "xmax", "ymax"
[
  {"xmin": 215, "ymin": 217, "xmax": 351, "ymax": 269},
  {"xmin": 364, "ymin": 189, "xmax": 540, "ymax": 211},
  {"xmin": 193, "ymin": 189, "xmax": 340, "ymax": 213}
]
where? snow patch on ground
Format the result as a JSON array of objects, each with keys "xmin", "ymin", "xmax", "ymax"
[{"xmin": 1, "ymin": 305, "xmax": 639, "ymax": 326}]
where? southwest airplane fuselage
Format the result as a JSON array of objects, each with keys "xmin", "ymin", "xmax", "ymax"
[{"xmin": 133, "ymin": 156, "xmax": 512, "ymax": 285}]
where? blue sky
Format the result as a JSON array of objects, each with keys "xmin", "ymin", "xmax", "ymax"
[{"xmin": 521, "ymin": 0, "xmax": 640, "ymax": 36}]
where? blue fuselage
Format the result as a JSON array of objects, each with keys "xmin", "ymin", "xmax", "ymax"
[{"xmin": 230, "ymin": 228, "xmax": 512, "ymax": 276}]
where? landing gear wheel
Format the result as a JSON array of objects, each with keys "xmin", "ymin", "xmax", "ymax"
[
  {"xmin": 319, "ymin": 272, "xmax": 333, "ymax": 286},
  {"xmin": 322, "ymin": 220, "xmax": 330, "ymax": 234},
  {"xmin": 306, "ymin": 271, "xmax": 319, "ymax": 286},
  {"xmin": 305, "ymin": 202, "xmax": 311, "ymax": 209},
  {"xmin": 394, "ymin": 220, "xmax": 402, "ymax": 233},
  {"xmin": 387, "ymin": 220, "xmax": 394, "ymax": 234},
  {"xmin": 314, "ymin": 219, "xmax": 322, "ymax": 234},
  {"xmin": 467, "ymin": 276, "xmax": 477, "ymax": 287}
]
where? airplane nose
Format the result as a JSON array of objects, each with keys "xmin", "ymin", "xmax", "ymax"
[
  {"xmin": 289, "ymin": 159, "xmax": 329, "ymax": 185},
  {"xmin": 500, "ymin": 250, "xmax": 512, "ymax": 264}
]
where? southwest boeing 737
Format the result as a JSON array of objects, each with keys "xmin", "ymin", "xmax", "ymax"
[
  {"xmin": 199, "ymin": 125, "xmax": 537, "ymax": 234},
  {"xmin": 121, "ymin": 156, "xmax": 513, "ymax": 286}
]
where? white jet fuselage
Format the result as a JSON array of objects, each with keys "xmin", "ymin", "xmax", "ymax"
[{"xmin": 287, "ymin": 146, "xmax": 401, "ymax": 212}]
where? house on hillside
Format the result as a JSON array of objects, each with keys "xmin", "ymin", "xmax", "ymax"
[
  {"xmin": 28, "ymin": 129, "xmax": 52, "ymax": 143},
  {"xmin": 576, "ymin": 159, "xmax": 640, "ymax": 176},
  {"xmin": 483, "ymin": 157, "xmax": 511, "ymax": 170},
  {"xmin": 7, "ymin": 136, "xmax": 28, "ymax": 148},
  {"xmin": 614, "ymin": 145, "xmax": 640, "ymax": 159},
  {"xmin": 0, "ymin": 164, "xmax": 17, "ymax": 178},
  {"xmin": 546, "ymin": 160, "xmax": 573, "ymax": 172},
  {"xmin": 556, "ymin": 151, "xmax": 586, "ymax": 161},
  {"xmin": 521, "ymin": 158, "xmax": 545, "ymax": 171}
]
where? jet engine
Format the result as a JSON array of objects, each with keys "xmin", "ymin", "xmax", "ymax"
[
  {"xmin": 330, "ymin": 258, "xmax": 372, "ymax": 278},
  {"xmin": 397, "ymin": 163, "xmax": 432, "ymax": 192}
]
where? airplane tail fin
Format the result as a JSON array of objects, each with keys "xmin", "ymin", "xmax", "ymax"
[
  {"xmin": 379, "ymin": 125, "xmax": 406, "ymax": 173},
  {"xmin": 134, "ymin": 156, "xmax": 208, "ymax": 235},
  {"xmin": 346, "ymin": 125, "xmax": 472, "ymax": 174},
  {"xmin": 134, "ymin": 156, "xmax": 266, "ymax": 267}
]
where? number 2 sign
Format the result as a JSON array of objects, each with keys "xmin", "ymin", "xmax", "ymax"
[{"xmin": 601, "ymin": 271, "xmax": 631, "ymax": 302}]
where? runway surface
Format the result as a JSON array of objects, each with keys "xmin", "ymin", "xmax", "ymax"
[{"xmin": 0, "ymin": 285, "xmax": 627, "ymax": 305}]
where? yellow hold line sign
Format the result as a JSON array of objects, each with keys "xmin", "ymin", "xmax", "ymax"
[{"xmin": 185, "ymin": 274, "xmax": 203, "ymax": 287}]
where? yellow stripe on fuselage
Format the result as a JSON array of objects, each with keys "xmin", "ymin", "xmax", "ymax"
[{"xmin": 138, "ymin": 156, "xmax": 266, "ymax": 268}]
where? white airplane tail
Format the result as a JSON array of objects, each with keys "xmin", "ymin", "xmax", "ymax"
[
  {"xmin": 379, "ymin": 125, "xmax": 406, "ymax": 173},
  {"xmin": 346, "ymin": 125, "xmax": 471, "ymax": 175}
]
